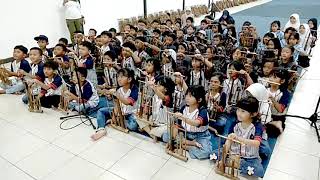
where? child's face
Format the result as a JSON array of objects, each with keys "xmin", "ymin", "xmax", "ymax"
[
  {"xmin": 178, "ymin": 45, "xmax": 186, "ymax": 53},
  {"xmin": 130, "ymin": 29, "xmax": 137, "ymax": 36},
  {"xmin": 29, "ymin": 50, "xmax": 41, "ymax": 64},
  {"xmin": 138, "ymin": 22, "xmax": 146, "ymax": 30},
  {"xmin": 263, "ymin": 62, "xmax": 274, "ymax": 76},
  {"xmin": 152, "ymin": 22, "xmax": 159, "ymax": 29},
  {"xmin": 288, "ymin": 35, "xmax": 298, "ymax": 45},
  {"xmin": 269, "ymin": 74, "xmax": 282, "ymax": 85},
  {"xmin": 242, "ymin": 26, "xmax": 249, "ymax": 33},
  {"xmin": 191, "ymin": 59, "xmax": 201, "ymax": 69},
  {"xmin": 160, "ymin": 25, "xmax": 166, "ymax": 33},
  {"xmin": 236, "ymin": 108, "xmax": 252, "ymax": 122},
  {"xmin": 117, "ymin": 73, "xmax": 130, "ymax": 86},
  {"xmin": 212, "ymin": 25, "xmax": 218, "ymax": 33},
  {"xmin": 79, "ymin": 45, "xmax": 90, "ymax": 57},
  {"xmin": 228, "ymin": 65, "xmax": 238, "ymax": 79},
  {"xmin": 284, "ymin": 30, "xmax": 293, "ymax": 39},
  {"xmin": 89, "ymin": 30, "xmax": 96, "ymax": 37},
  {"xmin": 299, "ymin": 25, "xmax": 306, "ymax": 34},
  {"xmin": 54, "ymin": 46, "xmax": 65, "ymax": 56},
  {"xmin": 185, "ymin": 92, "xmax": 197, "ymax": 106},
  {"xmin": 101, "ymin": 35, "xmax": 110, "ymax": 44},
  {"xmin": 271, "ymin": 24, "xmax": 279, "ymax": 32},
  {"xmin": 37, "ymin": 40, "xmax": 48, "ymax": 49},
  {"xmin": 281, "ymin": 47, "xmax": 292, "ymax": 62},
  {"xmin": 263, "ymin": 36, "xmax": 271, "ymax": 45},
  {"xmin": 267, "ymin": 40, "xmax": 275, "ymax": 49},
  {"xmin": 186, "ymin": 20, "xmax": 192, "ymax": 26},
  {"xmin": 201, "ymin": 22, "xmax": 207, "ymax": 29},
  {"xmin": 145, "ymin": 62, "xmax": 154, "ymax": 74},
  {"xmin": 165, "ymin": 37, "xmax": 174, "ymax": 45},
  {"xmin": 213, "ymin": 37, "xmax": 221, "ymax": 46},
  {"xmin": 210, "ymin": 76, "xmax": 221, "ymax": 90},
  {"xmin": 232, "ymin": 49, "xmax": 241, "ymax": 60},
  {"xmin": 44, "ymin": 67, "xmax": 54, "ymax": 77},
  {"xmin": 13, "ymin": 49, "xmax": 26, "ymax": 60},
  {"xmin": 124, "ymin": 25, "xmax": 131, "ymax": 32},
  {"xmin": 74, "ymin": 33, "xmax": 84, "ymax": 43},
  {"xmin": 166, "ymin": 21, "xmax": 172, "ymax": 27},
  {"xmin": 290, "ymin": 16, "xmax": 296, "ymax": 24},
  {"xmin": 308, "ymin": 21, "xmax": 314, "ymax": 29},
  {"xmin": 244, "ymin": 59, "xmax": 253, "ymax": 73},
  {"xmin": 95, "ymin": 38, "xmax": 103, "ymax": 47},
  {"xmin": 135, "ymin": 39, "xmax": 144, "ymax": 50},
  {"xmin": 103, "ymin": 55, "xmax": 113, "ymax": 67},
  {"xmin": 177, "ymin": 30, "xmax": 184, "ymax": 38},
  {"xmin": 206, "ymin": 48, "xmax": 214, "ymax": 59},
  {"xmin": 187, "ymin": 27, "xmax": 194, "ymax": 35}
]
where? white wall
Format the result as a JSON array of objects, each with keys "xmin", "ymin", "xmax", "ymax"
[{"xmin": 0, "ymin": 0, "xmax": 208, "ymax": 58}]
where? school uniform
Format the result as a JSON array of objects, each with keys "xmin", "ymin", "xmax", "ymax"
[
  {"xmin": 0, "ymin": 59, "xmax": 31, "ymax": 94},
  {"xmin": 229, "ymin": 121, "xmax": 265, "ymax": 177},
  {"xmin": 79, "ymin": 56, "xmax": 98, "ymax": 86},
  {"xmin": 122, "ymin": 57, "xmax": 137, "ymax": 76},
  {"xmin": 103, "ymin": 67, "xmax": 117, "ymax": 87},
  {"xmin": 222, "ymin": 78, "xmax": 244, "ymax": 112},
  {"xmin": 58, "ymin": 55, "xmax": 71, "ymax": 83},
  {"xmin": 96, "ymin": 85, "xmax": 139, "ymax": 131},
  {"xmin": 187, "ymin": 70, "xmax": 207, "ymax": 89},
  {"xmin": 39, "ymin": 74, "xmax": 63, "ymax": 108},
  {"xmin": 207, "ymin": 92, "xmax": 227, "ymax": 134},
  {"xmin": 69, "ymin": 80, "xmax": 99, "ymax": 112}
]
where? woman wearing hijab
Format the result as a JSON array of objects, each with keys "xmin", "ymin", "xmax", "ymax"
[
  {"xmin": 63, "ymin": 0, "xmax": 84, "ymax": 44},
  {"xmin": 308, "ymin": 18, "xmax": 318, "ymax": 47},
  {"xmin": 284, "ymin": 13, "xmax": 300, "ymax": 31},
  {"xmin": 219, "ymin": 10, "xmax": 235, "ymax": 26}
]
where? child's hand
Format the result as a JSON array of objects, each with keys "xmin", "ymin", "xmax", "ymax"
[
  {"xmin": 239, "ymin": 70, "xmax": 247, "ymax": 75},
  {"xmin": 17, "ymin": 69, "xmax": 26, "ymax": 76},
  {"xmin": 146, "ymin": 80, "xmax": 155, "ymax": 87},
  {"xmin": 33, "ymin": 79, "xmax": 41, "ymax": 85},
  {"xmin": 228, "ymin": 133, "xmax": 237, "ymax": 140},
  {"xmin": 174, "ymin": 112, "xmax": 183, "ymax": 118},
  {"xmin": 108, "ymin": 88, "xmax": 117, "ymax": 96}
]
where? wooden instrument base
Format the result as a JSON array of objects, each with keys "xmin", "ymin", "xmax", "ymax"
[
  {"xmin": 215, "ymin": 167, "xmax": 240, "ymax": 180},
  {"xmin": 166, "ymin": 148, "xmax": 188, "ymax": 162},
  {"xmin": 109, "ymin": 123, "xmax": 129, "ymax": 133}
]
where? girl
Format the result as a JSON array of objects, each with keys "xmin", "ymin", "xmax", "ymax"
[
  {"xmin": 279, "ymin": 46, "xmax": 297, "ymax": 70},
  {"xmin": 207, "ymin": 72, "xmax": 227, "ymax": 134},
  {"xmin": 224, "ymin": 96, "xmax": 265, "ymax": 177},
  {"xmin": 298, "ymin": 24, "xmax": 312, "ymax": 53},
  {"xmin": 121, "ymin": 42, "xmax": 138, "ymax": 76},
  {"xmin": 256, "ymin": 32, "xmax": 275, "ymax": 55},
  {"xmin": 270, "ymin": 20, "xmax": 284, "ymax": 46},
  {"xmin": 163, "ymin": 85, "xmax": 213, "ymax": 159},
  {"xmin": 77, "ymin": 41, "xmax": 98, "ymax": 86},
  {"xmin": 187, "ymin": 55, "xmax": 206, "ymax": 89},
  {"xmin": 287, "ymin": 32, "xmax": 303, "ymax": 62},
  {"xmin": 284, "ymin": 13, "xmax": 300, "ymax": 31},
  {"xmin": 308, "ymin": 18, "xmax": 318, "ymax": 38},
  {"xmin": 258, "ymin": 58, "xmax": 279, "ymax": 88},
  {"xmin": 161, "ymin": 49, "xmax": 176, "ymax": 77},
  {"xmin": 267, "ymin": 38, "xmax": 282, "ymax": 59},
  {"xmin": 91, "ymin": 68, "xmax": 139, "ymax": 141},
  {"xmin": 172, "ymin": 67, "xmax": 189, "ymax": 113},
  {"xmin": 137, "ymin": 76, "xmax": 175, "ymax": 140},
  {"xmin": 176, "ymin": 43, "xmax": 191, "ymax": 70},
  {"xmin": 266, "ymin": 68, "xmax": 292, "ymax": 138}
]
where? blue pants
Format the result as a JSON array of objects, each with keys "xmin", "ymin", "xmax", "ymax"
[
  {"xmin": 0, "ymin": 81, "xmax": 25, "ymax": 94},
  {"xmin": 163, "ymin": 130, "xmax": 212, "ymax": 159},
  {"xmin": 240, "ymin": 158, "xmax": 264, "ymax": 178},
  {"xmin": 88, "ymin": 96, "xmax": 114, "ymax": 118},
  {"xmin": 69, "ymin": 101, "xmax": 91, "ymax": 113},
  {"xmin": 96, "ymin": 107, "xmax": 138, "ymax": 132}
]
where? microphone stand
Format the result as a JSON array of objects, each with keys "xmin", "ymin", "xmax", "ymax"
[
  {"xmin": 59, "ymin": 55, "xmax": 96, "ymax": 131},
  {"xmin": 285, "ymin": 96, "xmax": 320, "ymax": 143}
]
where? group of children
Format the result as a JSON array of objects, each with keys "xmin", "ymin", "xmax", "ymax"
[{"xmin": 0, "ymin": 10, "xmax": 318, "ymax": 178}]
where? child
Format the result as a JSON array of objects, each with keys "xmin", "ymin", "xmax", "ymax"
[
  {"xmin": 20, "ymin": 47, "xmax": 45, "ymax": 104},
  {"xmin": 187, "ymin": 54, "xmax": 206, "ymax": 88},
  {"xmin": 53, "ymin": 44, "xmax": 71, "ymax": 83},
  {"xmin": 207, "ymin": 73, "xmax": 227, "ymax": 134},
  {"xmin": 287, "ymin": 32, "xmax": 304, "ymax": 62},
  {"xmin": 282, "ymin": 27, "xmax": 296, "ymax": 47},
  {"xmin": 256, "ymin": 33, "xmax": 275, "ymax": 55},
  {"xmin": 279, "ymin": 46, "xmax": 297, "ymax": 70},
  {"xmin": 100, "ymin": 31, "xmax": 114, "ymax": 54},
  {"xmin": 91, "ymin": 68, "xmax": 139, "ymax": 140},
  {"xmin": 224, "ymin": 96, "xmax": 264, "ymax": 177},
  {"xmin": 65, "ymin": 67, "xmax": 99, "ymax": 113},
  {"xmin": 0, "ymin": 45, "xmax": 31, "ymax": 94},
  {"xmin": 121, "ymin": 42, "xmax": 138, "ymax": 76},
  {"xmin": 258, "ymin": 58, "xmax": 278, "ymax": 87},
  {"xmin": 137, "ymin": 76, "xmax": 175, "ymax": 140},
  {"xmin": 267, "ymin": 38, "xmax": 282, "ymax": 59},
  {"xmin": 134, "ymin": 36, "xmax": 151, "ymax": 67},
  {"xmin": 270, "ymin": 21, "xmax": 285, "ymax": 47},
  {"xmin": 266, "ymin": 68, "xmax": 292, "ymax": 138},
  {"xmin": 299, "ymin": 24, "xmax": 312, "ymax": 53},
  {"xmin": 161, "ymin": 49, "xmax": 176, "ymax": 77},
  {"xmin": 31, "ymin": 61, "xmax": 63, "ymax": 108},
  {"xmin": 100, "ymin": 51, "xmax": 118, "ymax": 88},
  {"xmin": 184, "ymin": 25, "xmax": 195, "ymax": 42},
  {"xmin": 284, "ymin": 13, "xmax": 300, "ymax": 31},
  {"xmin": 77, "ymin": 41, "xmax": 98, "ymax": 86},
  {"xmin": 58, "ymin": 38, "xmax": 69, "ymax": 47},
  {"xmin": 34, "ymin": 35, "xmax": 53, "ymax": 60},
  {"xmin": 176, "ymin": 43, "xmax": 191, "ymax": 70},
  {"xmin": 163, "ymin": 85, "xmax": 212, "ymax": 159}
]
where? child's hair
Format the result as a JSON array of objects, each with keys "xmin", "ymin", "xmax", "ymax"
[
  {"xmin": 89, "ymin": 28, "xmax": 97, "ymax": 35},
  {"xmin": 263, "ymin": 32, "xmax": 275, "ymax": 39},
  {"xmin": 242, "ymin": 21, "xmax": 251, "ymax": 26},
  {"xmin": 186, "ymin": 17, "xmax": 194, "ymax": 23},
  {"xmin": 211, "ymin": 72, "xmax": 225, "ymax": 85},
  {"xmin": 117, "ymin": 68, "xmax": 136, "ymax": 86},
  {"xmin": 55, "ymin": 43, "xmax": 67, "ymax": 52},
  {"xmin": 262, "ymin": 58, "xmax": 279, "ymax": 68},
  {"xmin": 81, "ymin": 41, "xmax": 94, "ymax": 52},
  {"xmin": 236, "ymin": 96, "xmax": 260, "ymax": 122},
  {"xmin": 284, "ymin": 27, "xmax": 297, "ymax": 34},
  {"xmin": 109, "ymin": 28, "xmax": 117, "ymax": 34},
  {"xmin": 229, "ymin": 60, "xmax": 245, "ymax": 71},
  {"xmin": 58, "ymin": 38, "xmax": 68, "ymax": 45},
  {"xmin": 100, "ymin": 31, "xmax": 112, "ymax": 38},
  {"xmin": 14, "ymin": 45, "xmax": 28, "ymax": 54},
  {"xmin": 146, "ymin": 58, "xmax": 161, "ymax": 75},
  {"xmin": 76, "ymin": 67, "xmax": 88, "ymax": 78},
  {"xmin": 227, "ymin": 26, "xmax": 237, "ymax": 39},
  {"xmin": 288, "ymin": 32, "xmax": 300, "ymax": 41},
  {"xmin": 282, "ymin": 46, "xmax": 294, "ymax": 62},
  {"xmin": 122, "ymin": 42, "xmax": 137, "ymax": 52},
  {"xmin": 213, "ymin": 34, "xmax": 223, "ymax": 41},
  {"xmin": 200, "ymin": 19, "xmax": 207, "ymax": 25},
  {"xmin": 130, "ymin": 25, "xmax": 138, "ymax": 32},
  {"xmin": 268, "ymin": 38, "xmax": 282, "ymax": 56},
  {"xmin": 155, "ymin": 75, "xmax": 175, "ymax": 106},
  {"xmin": 270, "ymin": 20, "xmax": 281, "ymax": 31},
  {"xmin": 270, "ymin": 68, "xmax": 289, "ymax": 90},
  {"xmin": 30, "ymin": 47, "xmax": 43, "ymax": 56},
  {"xmin": 138, "ymin": 19, "xmax": 147, "ymax": 25},
  {"xmin": 44, "ymin": 60, "xmax": 59, "ymax": 71},
  {"xmin": 186, "ymin": 85, "xmax": 207, "ymax": 108},
  {"xmin": 175, "ymin": 66, "xmax": 188, "ymax": 78},
  {"xmin": 104, "ymin": 51, "xmax": 116, "ymax": 61}
]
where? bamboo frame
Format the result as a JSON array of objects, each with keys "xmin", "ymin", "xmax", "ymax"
[
  {"xmin": 136, "ymin": 80, "xmax": 155, "ymax": 126},
  {"xmin": 58, "ymin": 84, "xmax": 70, "ymax": 115},
  {"xmin": 110, "ymin": 96, "xmax": 129, "ymax": 133},
  {"xmin": 0, "ymin": 66, "xmax": 11, "ymax": 85},
  {"xmin": 25, "ymin": 81, "xmax": 43, "ymax": 113}
]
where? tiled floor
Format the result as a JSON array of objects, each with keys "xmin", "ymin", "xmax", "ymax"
[{"xmin": 1, "ymin": 0, "xmax": 320, "ymax": 180}]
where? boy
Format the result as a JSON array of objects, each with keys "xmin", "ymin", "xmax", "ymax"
[
  {"xmin": 53, "ymin": 44, "xmax": 71, "ymax": 83},
  {"xmin": 0, "ymin": 45, "xmax": 31, "ymax": 94},
  {"xmin": 100, "ymin": 31, "xmax": 114, "ymax": 54},
  {"xmin": 87, "ymin": 28, "xmax": 97, "ymax": 43},
  {"xmin": 65, "ymin": 67, "xmax": 99, "ymax": 113},
  {"xmin": 58, "ymin": 38, "xmax": 69, "ymax": 47},
  {"xmin": 34, "ymin": 35, "xmax": 53, "ymax": 60},
  {"xmin": 32, "ymin": 61, "xmax": 63, "ymax": 108}
]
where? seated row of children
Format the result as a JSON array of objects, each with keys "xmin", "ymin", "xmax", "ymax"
[{"xmin": 0, "ymin": 12, "xmax": 317, "ymax": 178}]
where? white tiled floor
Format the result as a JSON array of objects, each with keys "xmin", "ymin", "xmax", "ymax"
[{"xmin": 1, "ymin": 1, "xmax": 320, "ymax": 180}]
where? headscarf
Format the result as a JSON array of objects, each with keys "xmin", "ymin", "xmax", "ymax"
[
  {"xmin": 308, "ymin": 18, "xmax": 318, "ymax": 37},
  {"xmin": 284, "ymin": 13, "xmax": 300, "ymax": 31},
  {"xmin": 299, "ymin": 24, "xmax": 311, "ymax": 49},
  {"xmin": 219, "ymin": 10, "xmax": 235, "ymax": 25}
]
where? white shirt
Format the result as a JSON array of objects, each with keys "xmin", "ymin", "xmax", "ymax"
[
  {"xmin": 64, "ymin": 1, "xmax": 82, "ymax": 20},
  {"xmin": 181, "ymin": 107, "xmax": 208, "ymax": 133},
  {"xmin": 117, "ymin": 87, "xmax": 137, "ymax": 115}
]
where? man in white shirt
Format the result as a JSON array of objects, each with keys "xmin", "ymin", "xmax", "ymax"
[{"xmin": 63, "ymin": 0, "xmax": 84, "ymax": 44}]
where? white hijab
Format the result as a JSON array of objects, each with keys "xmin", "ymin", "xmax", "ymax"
[
  {"xmin": 284, "ymin": 13, "xmax": 300, "ymax": 31},
  {"xmin": 299, "ymin": 23, "xmax": 311, "ymax": 49}
]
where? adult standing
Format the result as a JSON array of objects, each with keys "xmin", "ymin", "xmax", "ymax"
[{"xmin": 63, "ymin": 0, "xmax": 84, "ymax": 44}]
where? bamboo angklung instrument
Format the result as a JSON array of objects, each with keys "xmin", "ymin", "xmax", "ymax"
[{"xmin": 110, "ymin": 91, "xmax": 129, "ymax": 133}]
